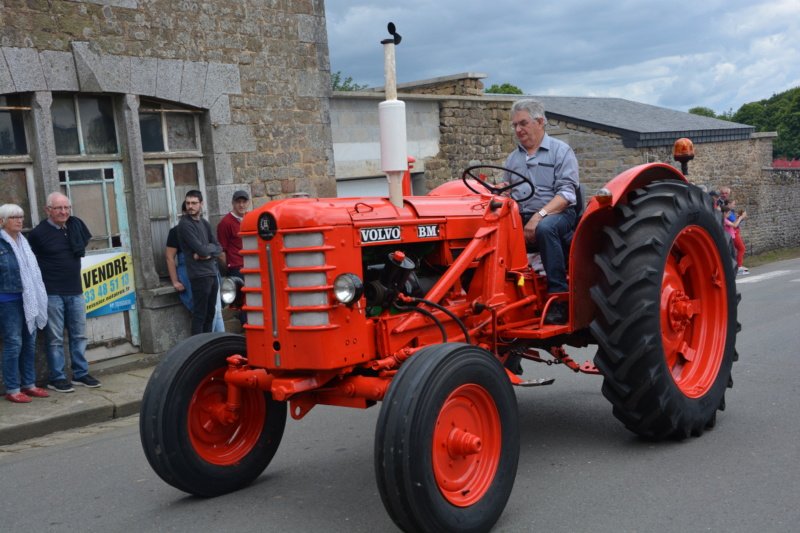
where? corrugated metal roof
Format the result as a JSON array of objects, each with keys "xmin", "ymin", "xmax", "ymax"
[{"xmin": 521, "ymin": 96, "xmax": 755, "ymax": 148}]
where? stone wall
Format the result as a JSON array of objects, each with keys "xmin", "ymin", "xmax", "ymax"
[
  {"xmin": 425, "ymin": 98, "xmax": 516, "ymax": 188},
  {"xmin": 402, "ymin": 78, "xmax": 485, "ymax": 97},
  {"xmin": 746, "ymin": 167, "xmax": 800, "ymax": 254},
  {"xmin": 1, "ymin": 0, "xmax": 336, "ymax": 208}
]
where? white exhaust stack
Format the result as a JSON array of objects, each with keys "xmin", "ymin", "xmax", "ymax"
[{"xmin": 379, "ymin": 23, "xmax": 407, "ymax": 209}]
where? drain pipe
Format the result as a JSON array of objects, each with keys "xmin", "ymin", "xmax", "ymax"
[{"xmin": 379, "ymin": 23, "xmax": 407, "ymax": 208}]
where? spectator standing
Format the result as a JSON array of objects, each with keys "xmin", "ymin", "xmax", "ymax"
[
  {"xmin": 720, "ymin": 205, "xmax": 739, "ymax": 268},
  {"xmin": 501, "ymin": 99, "xmax": 580, "ymax": 324},
  {"xmin": 217, "ymin": 190, "xmax": 250, "ymax": 280},
  {"xmin": 725, "ymin": 199, "xmax": 748, "ymax": 275},
  {"xmin": 177, "ymin": 190, "xmax": 222, "ymax": 335},
  {"xmin": 1, "ymin": 204, "xmax": 50, "ymax": 403},
  {"xmin": 718, "ymin": 187, "xmax": 731, "ymax": 208},
  {"xmin": 709, "ymin": 190, "xmax": 721, "ymax": 210},
  {"xmin": 28, "ymin": 192, "xmax": 101, "ymax": 393},
  {"xmin": 166, "ymin": 202, "xmax": 225, "ymax": 332}
]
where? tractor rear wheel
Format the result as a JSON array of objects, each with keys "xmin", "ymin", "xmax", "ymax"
[
  {"xmin": 375, "ymin": 343, "xmax": 519, "ymax": 533},
  {"xmin": 590, "ymin": 180, "xmax": 737, "ymax": 440},
  {"xmin": 139, "ymin": 333, "xmax": 286, "ymax": 496}
]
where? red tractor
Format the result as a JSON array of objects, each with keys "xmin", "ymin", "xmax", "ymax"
[{"xmin": 139, "ymin": 26, "xmax": 737, "ymax": 533}]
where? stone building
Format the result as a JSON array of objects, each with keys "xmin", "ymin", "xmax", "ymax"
[{"xmin": 0, "ymin": 0, "xmax": 334, "ymax": 379}]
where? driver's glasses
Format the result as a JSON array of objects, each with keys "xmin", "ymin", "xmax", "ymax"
[{"xmin": 511, "ymin": 119, "xmax": 531, "ymax": 130}]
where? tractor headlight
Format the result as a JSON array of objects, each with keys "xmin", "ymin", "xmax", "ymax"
[
  {"xmin": 333, "ymin": 273, "xmax": 364, "ymax": 305},
  {"xmin": 221, "ymin": 276, "xmax": 245, "ymax": 306}
]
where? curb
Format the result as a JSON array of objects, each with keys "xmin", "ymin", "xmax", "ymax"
[{"xmin": 0, "ymin": 366, "xmax": 154, "ymax": 446}]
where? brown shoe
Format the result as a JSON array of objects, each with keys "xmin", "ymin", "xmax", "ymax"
[{"xmin": 22, "ymin": 387, "xmax": 51, "ymax": 398}]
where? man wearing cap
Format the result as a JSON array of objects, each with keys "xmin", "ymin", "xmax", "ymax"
[{"xmin": 217, "ymin": 190, "xmax": 250, "ymax": 280}]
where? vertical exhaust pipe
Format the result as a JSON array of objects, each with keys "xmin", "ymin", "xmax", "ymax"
[{"xmin": 379, "ymin": 23, "xmax": 408, "ymax": 208}]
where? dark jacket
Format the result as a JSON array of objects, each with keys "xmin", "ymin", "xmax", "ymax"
[
  {"xmin": 28, "ymin": 217, "xmax": 89, "ymax": 295},
  {"xmin": 177, "ymin": 216, "xmax": 222, "ymax": 280}
]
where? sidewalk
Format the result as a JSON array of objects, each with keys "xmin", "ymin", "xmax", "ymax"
[{"xmin": 0, "ymin": 353, "xmax": 161, "ymax": 446}]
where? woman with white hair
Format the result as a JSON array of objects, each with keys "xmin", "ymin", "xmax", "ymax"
[{"xmin": 0, "ymin": 204, "xmax": 50, "ymax": 403}]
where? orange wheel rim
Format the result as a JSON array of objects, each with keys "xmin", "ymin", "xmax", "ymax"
[
  {"xmin": 188, "ymin": 368, "xmax": 266, "ymax": 464},
  {"xmin": 432, "ymin": 384, "xmax": 501, "ymax": 506},
  {"xmin": 661, "ymin": 226, "xmax": 728, "ymax": 398}
]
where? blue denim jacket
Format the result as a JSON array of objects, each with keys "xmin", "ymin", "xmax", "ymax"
[{"xmin": 0, "ymin": 238, "xmax": 23, "ymax": 293}]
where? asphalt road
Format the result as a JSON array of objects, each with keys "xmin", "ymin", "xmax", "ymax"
[{"xmin": 2, "ymin": 258, "xmax": 799, "ymax": 533}]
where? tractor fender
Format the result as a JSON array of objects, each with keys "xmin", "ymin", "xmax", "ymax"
[{"xmin": 569, "ymin": 163, "xmax": 688, "ymax": 330}]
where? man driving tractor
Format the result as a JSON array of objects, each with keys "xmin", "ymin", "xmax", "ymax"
[{"xmin": 502, "ymin": 99, "xmax": 580, "ymax": 324}]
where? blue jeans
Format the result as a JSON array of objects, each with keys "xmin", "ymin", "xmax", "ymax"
[
  {"xmin": 45, "ymin": 294, "xmax": 89, "ymax": 382},
  {"xmin": 1, "ymin": 299, "xmax": 37, "ymax": 394},
  {"xmin": 532, "ymin": 209, "xmax": 576, "ymax": 294}
]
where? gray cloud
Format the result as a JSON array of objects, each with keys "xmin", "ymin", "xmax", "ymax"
[{"xmin": 324, "ymin": 0, "xmax": 800, "ymax": 113}]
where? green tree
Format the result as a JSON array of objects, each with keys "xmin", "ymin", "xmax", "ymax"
[
  {"xmin": 717, "ymin": 108, "xmax": 734, "ymax": 121},
  {"xmin": 730, "ymin": 86, "xmax": 800, "ymax": 160},
  {"xmin": 688, "ymin": 106, "xmax": 717, "ymax": 118},
  {"xmin": 773, "ymin": 90, "xmax": 800, "ymax": 161},
  {"xmin": 331, "ymin": 71, "xmax": 369, "ymax": 91},
  {"xmin": 731, "ymin": 102, "xmax": 768, "ymax": 130},
  {"xmin": 485, "ymin": 83, "xmax": 523, "ymax": 95}
]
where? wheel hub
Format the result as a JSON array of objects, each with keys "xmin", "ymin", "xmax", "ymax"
[
  {"xmin": 660, "ymin": 226, "xmax": 728, "ymax": 398},
  {"xmin": 668, "ymin": 290, "xmax": 699, "ymax": 333},
  {"xmin": 188, "ymin": 368, "xmax": 267, "ymax": 465},
  {"xmin": 447, "ymin": 427, "xmax": 482, "ymax": 457},
  {"xmin": 432, "ymin": 384, "xmax": 501, "ymax": 507}
]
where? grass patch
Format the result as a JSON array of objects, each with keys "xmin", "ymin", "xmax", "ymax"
[{"xmin": 745, "ymin": 247, "xmax": 800, "ymax": 268}]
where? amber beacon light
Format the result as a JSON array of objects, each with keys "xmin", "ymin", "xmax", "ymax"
[{"xmin": 673, "ymin": 138, "xmax": 695, "ymax": 176}]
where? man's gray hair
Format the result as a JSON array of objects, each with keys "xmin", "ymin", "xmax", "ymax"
[
  {"xmin": 511, "ymin": 99, "xmax": 547, "ymax": 124},
  {"xmin": 46, "ymin": 191, "xmax": 69, "ymax": 207},
  {"xmin": 0, "ymin": 203, "xmax": 24, "ymax": 224}
]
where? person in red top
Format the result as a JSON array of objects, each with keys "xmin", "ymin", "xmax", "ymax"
[{"xmin": 217, "ymin": 190, "xmax": 250, "ymax": 279}]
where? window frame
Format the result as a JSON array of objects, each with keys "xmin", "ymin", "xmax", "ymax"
[
  {"xmin": 0, "ymin": 96, "xmax": 31, "ymax": 158},
  {"xmin": 57, "ymin": 161, "xmax": 128, "ymax": 254},
  {"xmin": 138, "ymin": 99, "xmax": 207, "ymax": 278},
  {"xmin": 0, "ymin": 164, "xmax": 39, "ymax": 231},
  {"xmin": 52, "ymin": 93, "xmax": 122, "ymax": 160},
  {"xmin": 139, "ymin": 99, "xmax": 203, "ymax": 157}
]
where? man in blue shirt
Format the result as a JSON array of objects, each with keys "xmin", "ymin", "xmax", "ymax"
[{"xmin": 503, "ymin": 99, "xmax": 580, "ymax": 324}]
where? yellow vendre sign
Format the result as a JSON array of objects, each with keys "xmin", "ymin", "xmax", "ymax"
[{"xmin": 81, "ymin": 252, "xmax": 136, "ymax": 318}]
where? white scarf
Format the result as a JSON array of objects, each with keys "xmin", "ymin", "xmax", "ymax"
[{"xmin": 1, "ymin": 229, "xmax": 49, "ymax": 334}]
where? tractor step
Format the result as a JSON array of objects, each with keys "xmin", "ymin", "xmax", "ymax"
[
  {"xmin": 504, "ymin": 368, "xmax": 556, "ymax": 387},
  {"xmin": 502, "ymin": 323, "xmax": 571, "ymax": 339},
  {"xmin": 516, "ymin": 377, "xmax": 556, "ymax": 387}
]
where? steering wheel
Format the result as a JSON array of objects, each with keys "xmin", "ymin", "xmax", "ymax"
[{"xmin": 461, "ymin": 165, "xmax": 535, "ymax": 203}]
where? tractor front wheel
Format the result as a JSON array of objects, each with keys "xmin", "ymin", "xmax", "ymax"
[
  {"xmin": 590, "ymin": 180, "xmax": 738, "ymax": 440},
  {"xmin": 139, "ymin": 333, "xmax": 286, "ymax": 496},
  {"xmin": 375, "ymin": 343, "xmax": 519, "ymax": 533}
]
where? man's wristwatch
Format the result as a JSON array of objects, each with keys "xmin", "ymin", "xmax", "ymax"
[{"xmin": 538, "ymin": 209, "xmax": 548, "ymax": 218}]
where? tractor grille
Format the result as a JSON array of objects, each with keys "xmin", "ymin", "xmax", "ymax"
[
  {"xmin": 282, "ymin": 231, "xmax": 334, "ymax": 328},
  {"xmin": 242, "ymin": 230, "xmax": 334, "ymax": 333},
  {"xmin": 241, "ymin": 235, "xmax": 265, "ymax": 327}
]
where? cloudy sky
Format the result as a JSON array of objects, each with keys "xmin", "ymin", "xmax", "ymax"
[{"xmin": 324, "ymin": 0, "xmax": 800, "ymax": 114}]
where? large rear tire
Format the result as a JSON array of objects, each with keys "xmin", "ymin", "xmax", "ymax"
[
  {"xmin": 139, "ymin": 333, "xmax": 286, "ymax": 496},
  {"xmin": 590, "ymin": 180, "xmax": 737, "ymax": 440},
  {"xmin": 375, "ymin": 343, "xmax": 519, "ymax": 533}
]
